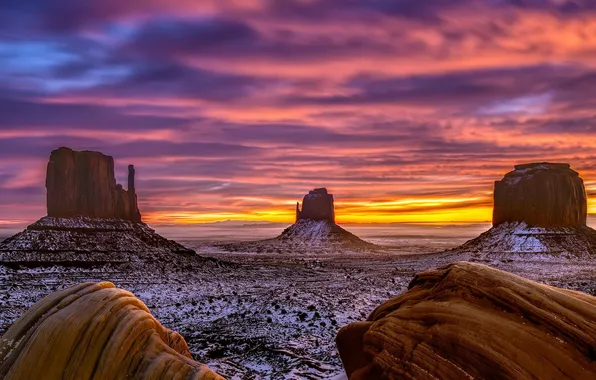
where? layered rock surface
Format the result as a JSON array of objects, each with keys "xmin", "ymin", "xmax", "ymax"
[
  {"xmin": 0, "ymin": 216, "xmax": 199, "ymax": 266},
  {"xmin": 446, "ymin": 162, "xmax": 596, "ymax": 260},
  {"xmin": 336, "ymin": 262, "xmax": 596, "ymax": 380},
  {"xmin": 47, "ymin": 147, "xmax": 141, "ymax": 221},
  {"xmin": 0, "ymin": 281, "xmax": 223, "ymax": 380}
]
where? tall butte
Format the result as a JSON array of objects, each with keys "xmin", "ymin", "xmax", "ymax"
[
  {"xmin": 295, "ymin": 188, "xmax": 335, "ymax": 223},
  {"xmin": 46, "ymin": 147, "xmax": 141, "ymax": 221},
  {"xmin": 492, "ymin": 163, "xmax": 587, "ymax": 228},
  {"xmin": 0, "ymin": 147, "xmax": 202, "ymax": 266},
  {"xmin": 447, "ymin": 162, "xmax": 596, "ymax": 260}
]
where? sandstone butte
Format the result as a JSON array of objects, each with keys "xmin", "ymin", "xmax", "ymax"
[
  {"xmin": 296, "ymin": 188, "xmax": 336, "ymax": 223},
  {"xmin": 336, "ymin": 261, "xmax": 596, "ymax": 380},
  {"xmin": 46, "ymin": 147, "xmax": 141, "ymax": 221},
  {"xmin": 444, "ymin": 162, "xmax": 596, "ymax": 259},
  {"xmin": 0, "ymin": 282, "xmax": 223, "ymax": 380},
  {"xmin": 492, "ymin": 162, "xmax": 587, "ymax": 227}
]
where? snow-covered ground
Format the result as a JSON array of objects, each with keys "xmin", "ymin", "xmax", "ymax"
[{"xmin": 1, "ymin": 223, "xmax": 596, "ymax": 379}]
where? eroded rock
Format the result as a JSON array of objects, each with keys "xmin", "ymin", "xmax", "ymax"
[
  {"xmin": 296, "ymin": 188, "xmax": 335, "ymax": 223},
  {"xmin": 46, "ymin": 147, "xmax": 141, "ymax": 221},
  {"xmin": 493, "ymin": 162, "xmax": 586, "ymax": 227},
  {"xmin": 336, "ymin": 262, "xmax": 596, "ymax": 380},
  {"xmin": 0, "ymin": 282, "xmax": 223, "ymax": 380}
]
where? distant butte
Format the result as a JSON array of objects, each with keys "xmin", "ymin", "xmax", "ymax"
[
  {"xmin": 493, "ymin": 162, "xmax": 586, "ymax": 228},
  {"xmin": 445, "ymin": 162, "xmax": 596, "ymax": 260},
  {"xmin": 221, "ymin": 188, "xmax": 376, "ymax": 253},
  {"xmin": 296, "ymin": 188, "xmax": 335, "ymax": 223},
  {"xmin": 0, "ymin": 147, "xmax": 216, "ymax": 268},
  {"xmin": 46, "ymin": 147, "xmax": 141, "ymax": 221}
]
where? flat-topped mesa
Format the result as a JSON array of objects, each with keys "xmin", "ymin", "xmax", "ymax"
[
  {"xmin": 296, "ymin": 188, "xmax": 335, "ymax": 223},
  {"xmin": 492, "ymin": 162, "xmax": 587, "ymax": 228},
  {"xmin": 46, "ymin": 147, "xmax": 141, "ymax": 221}
]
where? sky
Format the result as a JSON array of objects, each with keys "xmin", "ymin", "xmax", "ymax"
[{"xmin": 1, "ymin": 0, "xmax": 596, "ymax": 226}]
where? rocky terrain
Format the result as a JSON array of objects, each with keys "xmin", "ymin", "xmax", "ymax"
[
  {"xmin": 0, "ymin": 248, "xmax": 595, "ymax": 379},
  {"xmin": 0, "ymin": 216, "xmax": 201, "ymax": 266}
]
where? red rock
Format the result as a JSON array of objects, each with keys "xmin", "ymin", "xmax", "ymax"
[
  {"xmin": 336, "ymin": 262, "xmax": 596, "ymax": 380},
  {"xmin": 46, "ymin": 147, "xmax": 141, "ymax": 221},
  {"xmin": 296, "ymin": 188, "xmax": 335, "ymax": 223},
  {"xmin": 493, "ymin": 162, "xmax": 586, "ymax": 227},
  {"xmin": 0, "ymin": 282, "xmax": 223, "ymax": 380}
]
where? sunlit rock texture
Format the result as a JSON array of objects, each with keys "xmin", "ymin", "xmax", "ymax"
[
  {"xmin": 336, "ymin": 261, "xmax": 596, "ymax": 380},
  {"xmin": 0, "ymin": 282, "xmax": 223, "ymax": 380}
]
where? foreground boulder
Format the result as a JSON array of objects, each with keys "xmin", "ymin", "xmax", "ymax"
[
  {"xmin": 47, "ymin": 147, "xmax": 141, "ymax": 221},
  {"xmin": 336, "ymin": 262, "xmax": 596, "ymax": 380},
  {"xmin": 0, "ymin": 282, "xmax": 223, "ymax": 380}
]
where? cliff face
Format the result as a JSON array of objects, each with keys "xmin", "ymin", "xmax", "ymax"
[
  {"xmin": 296, "ymin": 188, "xmax": 335, "ymax": 223},
  {"xmin": 493, "ymin": 163, "xmax": 587, "ymax": 228},
  {"xmin": 46, "ymin": 147, "xmax": 141, "ymax": 221}
]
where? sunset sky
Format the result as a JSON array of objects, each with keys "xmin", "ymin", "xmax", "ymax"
[{"xmin": 2, "ymin": 0, "xmax": 596, "ymax": 226}]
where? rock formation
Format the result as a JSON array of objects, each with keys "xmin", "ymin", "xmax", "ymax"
[
  {"xmin": 221, "ymin": 188, "xmax": 375, "ymax": 253},
  {"xmin": 0, "ymin": 282, "xmax": 223, "ymax": 380},
  {"xmin": 444, "ymin": 162, "xmax": 596, "ymax": 260},
  {"xmin": 46, "ymin": 147, "xmax": 141, "ymax": 221},
  {"xmin": 336, "ymin": 261, "xmax": 596, "ymax": 380},
  {"xmin": 493, "ymin": 163, "xmax": 586, "ymax": 227},
  {"xmin": 296, "ymin": 188, "xmax": 335, "ymax": 223},
  {"xmin": 0, "ymin": 147, "xmax": 214, "ymax": 267}
]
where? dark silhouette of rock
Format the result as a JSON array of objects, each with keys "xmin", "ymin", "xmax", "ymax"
[
  {"xmin": 336, "ymin": 262, "xmax": 596, "ymax": 380},
  {"xmin": 0, "ymin": 282, "xmax": 223, "ymax": 380},
  {"xmin": 296, "ymin": 188, "xmax": 335, "ymax": 223},
  {"xmin": 493, "ymin": 162, "xmax": 586, "ymax": 227},
  {"xmin": 46, "ymin": 147, "xmax": 141, "ymax": 221}
]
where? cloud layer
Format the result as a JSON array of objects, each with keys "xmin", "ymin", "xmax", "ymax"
[{"xmin": 1, "ymin": 0, "xmax": 596, "ymax": 225}]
